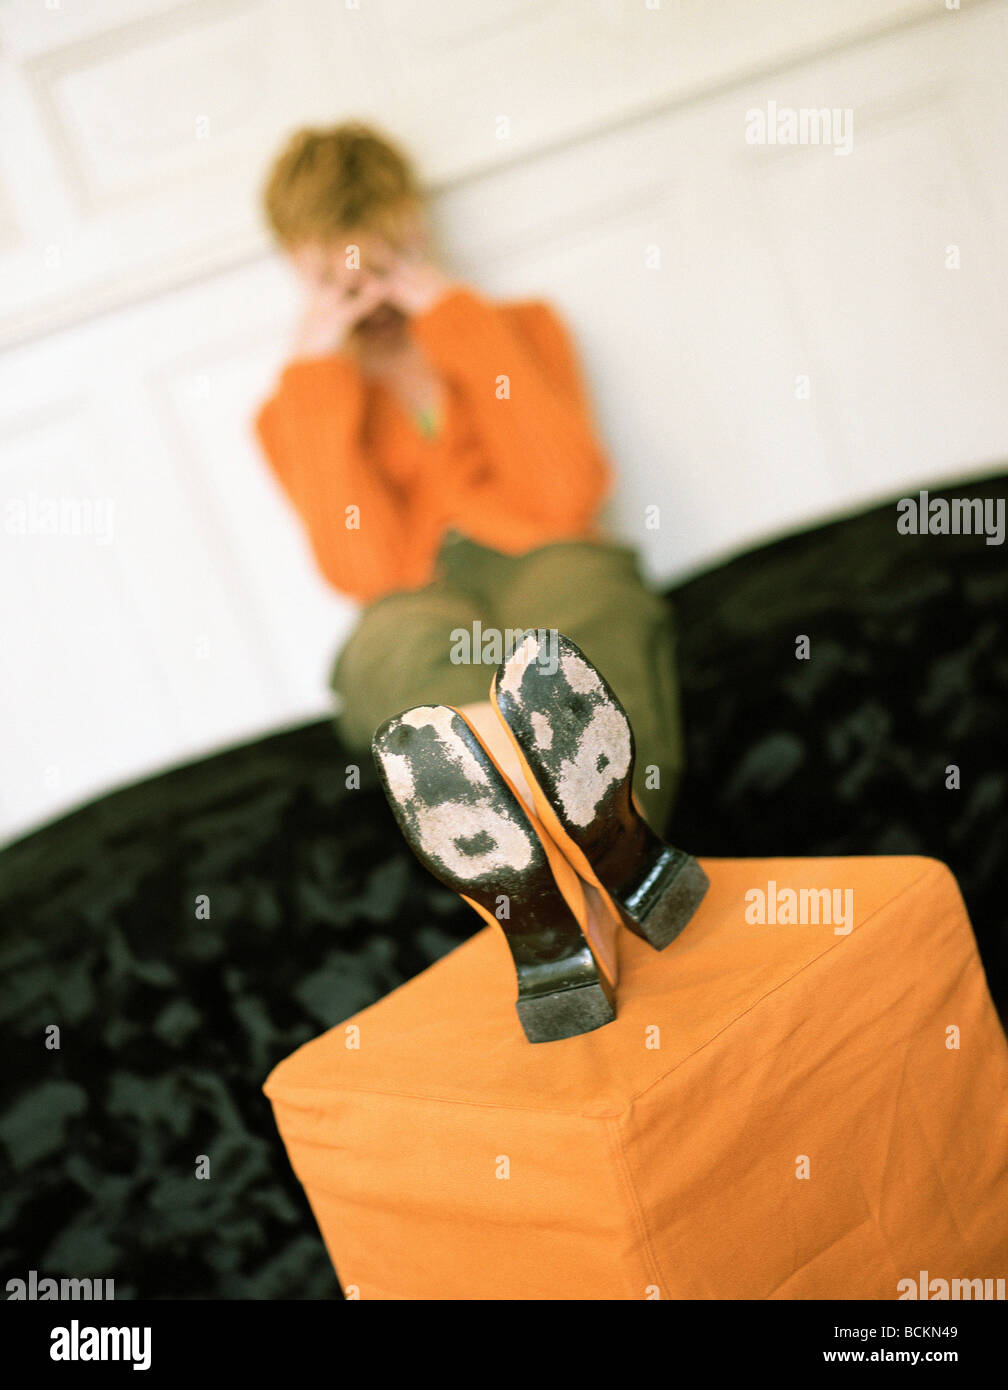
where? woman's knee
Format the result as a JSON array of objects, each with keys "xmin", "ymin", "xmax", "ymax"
[
  {"xmin": 334, "ymin": 586, "xmax": 476, "ymax": 680},
  {"xmin": 330, "ymin": 583, "xmax": 490, "ymax": 749},
  {"xmin": 503, "ymin": 540, "xmax": 665, "ymax": 624}
]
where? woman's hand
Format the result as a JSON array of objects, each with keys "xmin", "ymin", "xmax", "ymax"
[
  {"xmin": 381, "ymin": 252, "xmax": 456, "ymax": 317},
  {"xmin": 291, "ymin": 275, "xmax": 388, "ymax": 359}
]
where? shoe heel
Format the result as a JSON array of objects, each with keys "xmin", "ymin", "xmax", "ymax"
[
  {"xmin": 514, "ymin": 979, "xmax": 616, "ymax": 1044},
  {"xmin": 372, "ymin": 705, "xmax": 615, "ymax": 1043},
  {"xmin": 612, "ymin": 843, "xmax": 710, "ymax": 949},
  {"xmin": 491, "ymin": 631, "xmax": 709, "ymax": 950}
]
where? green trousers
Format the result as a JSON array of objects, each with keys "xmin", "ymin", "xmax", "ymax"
[{"xmin": 330, "ymin": 534, "xmax": 685, "ymax": 832}]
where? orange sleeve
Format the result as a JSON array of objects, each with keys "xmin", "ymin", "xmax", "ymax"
[
  {"xmin": 253, "ymin": 355, "xmax": 413, "ymax": 603},
  {"xmin": 410, "ymin": 288, "xmax": 612, "ymax": 532}
]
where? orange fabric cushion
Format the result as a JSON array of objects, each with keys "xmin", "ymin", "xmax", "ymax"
[{"xmin": 263, "ymin": 856, "xmax": 1008, "ymax": 1299}]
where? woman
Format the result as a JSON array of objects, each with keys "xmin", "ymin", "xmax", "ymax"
[{"xmin": 254, "ymin": 123, "xmax": 684, "ymax": 838}]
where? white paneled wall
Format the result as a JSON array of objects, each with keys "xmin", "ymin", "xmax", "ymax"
[{"xmin": 1, "ymin": 0, "xmax": 1006, "ymax": 842}]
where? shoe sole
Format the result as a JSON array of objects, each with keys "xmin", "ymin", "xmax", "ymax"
[
  {"xmin": 491, "ymin": 632, "xmax": 709, "ymax": 949},
  {"xmin": 372, "ymin": 704, "xmax": 616, "ymax": 1043}
]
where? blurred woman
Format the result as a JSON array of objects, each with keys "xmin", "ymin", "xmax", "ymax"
[{"xmin": 254, "ymin": 122, "xmax": 684, "ymax": 834}]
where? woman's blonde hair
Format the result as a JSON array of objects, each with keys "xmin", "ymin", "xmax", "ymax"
[{"xmin": 261, "ymin": 122, "xmax": 423, "ymax": 248}]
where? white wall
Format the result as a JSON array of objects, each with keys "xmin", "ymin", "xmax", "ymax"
[{"xmin": 2, "ymin": 0, "xmax": 1006, "ymax": 843}]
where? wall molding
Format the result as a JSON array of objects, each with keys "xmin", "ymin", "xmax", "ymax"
[{"xmin": 1, "ymin": 0, "xmax": 991, "ymax": 351}]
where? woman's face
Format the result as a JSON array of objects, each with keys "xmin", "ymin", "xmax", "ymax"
[
  {"xmin": 290, "ymin": 212, "xmax": 427, "ymax": 347},
  {"xmin": 290, "ymin": 227, "xmax": 393, "ymax": 291}
]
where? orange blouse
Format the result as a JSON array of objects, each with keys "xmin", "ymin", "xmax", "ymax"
[{"xmin": 254, "ymin": 286, "xmax": 613, "ymax": 603}]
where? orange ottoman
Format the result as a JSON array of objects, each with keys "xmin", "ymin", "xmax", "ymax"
[{"xmin": 263, "ymin": 856, "xmax": 1008, "ymax": 1299}]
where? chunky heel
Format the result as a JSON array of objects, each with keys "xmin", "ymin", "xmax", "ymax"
[
  {"xmin": 515, "ymin": 978, "xmax": 615, "ymax": 1043},
  {"xmin": 613, "ymin": 844, "xmax": 710, "ymax": 949},
  {"xmin": 372, "ymin": 704, "xmax": 615, "ymax": 1043},
  {"xmin": 491, "ymin": 631, "xmax": 709, "ymax": 949}
]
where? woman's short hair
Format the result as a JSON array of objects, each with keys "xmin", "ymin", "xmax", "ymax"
[{"xmin": 261, "ymin": 122, "xmax": 422, "ymax": 248}]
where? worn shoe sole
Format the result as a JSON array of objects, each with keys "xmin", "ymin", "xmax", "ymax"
[
  {"xmin": 491, "ymin": 632, "xmax": 709, "ymax": 949},
  {"xmin": 372, "ymin": 704, "xmax": 616, "ymax": 1042}
]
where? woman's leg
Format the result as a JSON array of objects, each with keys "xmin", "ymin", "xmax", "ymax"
[
  {"xmin": 330, "ymin": 577, "xmax": 619, "ymax": 982},
  {"xmin": 329, "ymin": 581, "xmax": 492, "ymax": 752},
  {"xmin": 496, "ymin": 539, "xmax": 685, "ymax": 834}
]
